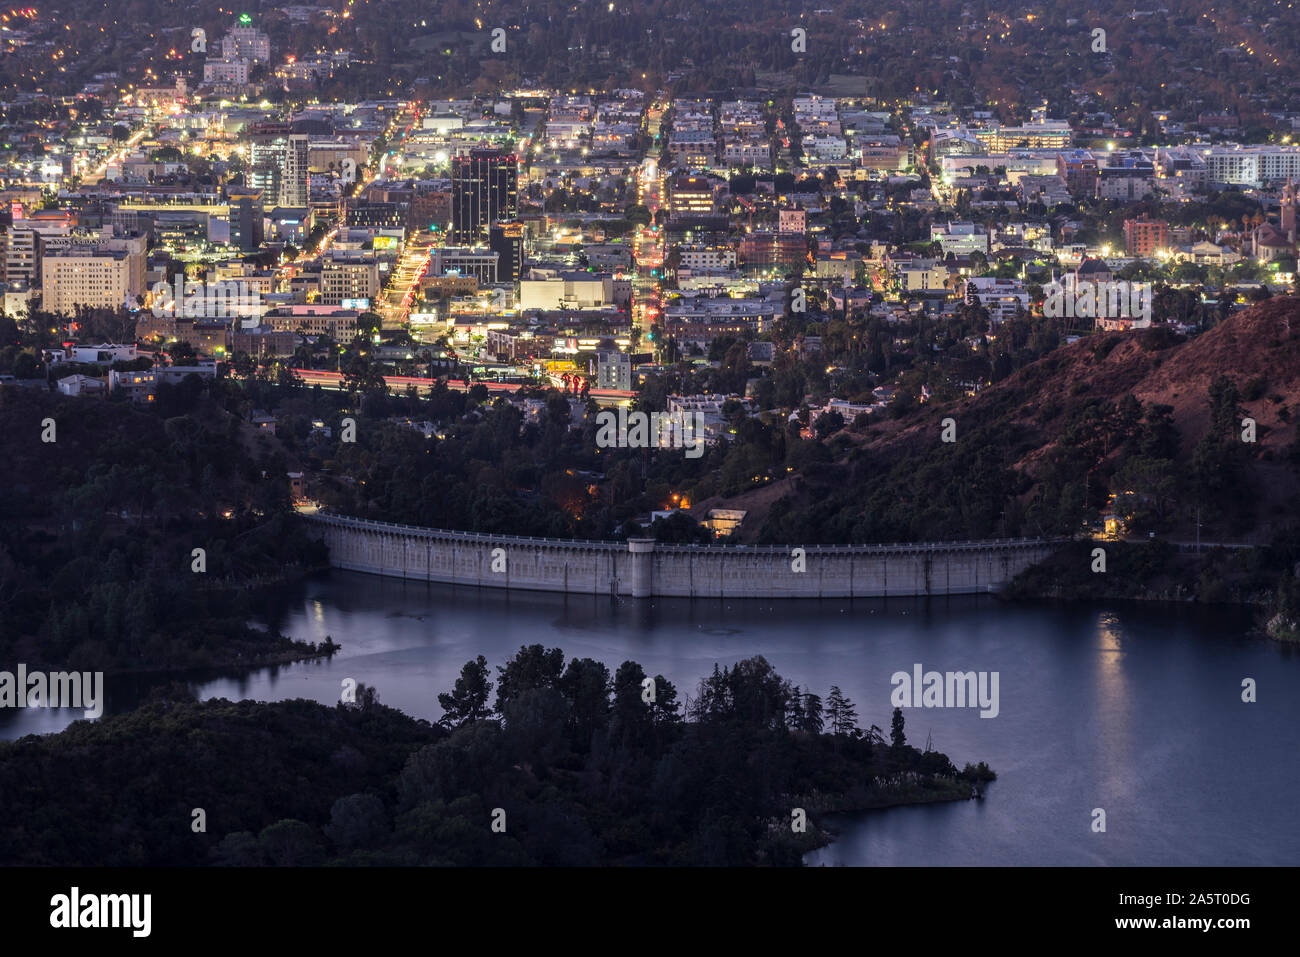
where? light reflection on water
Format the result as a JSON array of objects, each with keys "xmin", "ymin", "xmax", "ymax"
[{"xmin": 4, "ymin": 571, "xmax": 1297, "ymax": 865}]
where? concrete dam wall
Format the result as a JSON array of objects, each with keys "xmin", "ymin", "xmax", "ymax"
[{"xmin": 302, "ymin": 513, "xmax": 1062, "ymax": 599}]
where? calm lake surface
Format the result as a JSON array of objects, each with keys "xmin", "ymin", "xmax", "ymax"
[{"xmin": 5, "ymin": 569, "xmax": 1299, "ymax": 865}]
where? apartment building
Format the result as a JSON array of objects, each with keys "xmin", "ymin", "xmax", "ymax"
[
  {"xmin": 1123, "ymin": 217, "xmax": 1169, "ymax": 258},
  {"xmin": 319, "ymin": 252, "xmax": 380, "ymax": 305},
  {"xmin": 41, "ymin": 236, "xmax": 146, "ymax": 314},
  {"xmin": 668, "ymin": 132, "xmax": 716, "ymax": 170},
  {"xmin": 203, "ymin": 59, "xmax": 250, "ymax": 86},
  {"xmin": 221, "ymin": 23, "xmax": 271, "ymax": 63}
]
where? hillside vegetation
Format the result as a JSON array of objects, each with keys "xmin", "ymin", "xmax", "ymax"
[{"xmin": 0, "ymin": 384, "xmax": 329, "ymax": 672}]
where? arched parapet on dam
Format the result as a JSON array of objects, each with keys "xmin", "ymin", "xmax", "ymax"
[{"xmin": 301, "ymin": 512, "xmax": 1064, "ymax": 599}]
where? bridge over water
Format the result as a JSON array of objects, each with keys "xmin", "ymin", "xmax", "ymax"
[{"xmin": 301, "ymin": 512, "xmax": 1065, "ymax": 599}]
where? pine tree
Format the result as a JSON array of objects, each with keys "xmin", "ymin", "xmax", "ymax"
[
  {"xmin": 826, "ymin": 686, "xmax": 844, "ymax": 733},
  {"xmin": 611, "ymin": 660, "xmax": 651, "ymax": 744},
  {"xmin": 801, "ymin": 692, "xmax": 824, "ymax": 735},
  {"xmin": 787, "ymin": 684, "xmax": 806, "ymax": 728},
  {"xmin": 691, "ymin": 663, "xmax": 730, "ymax": 722},
  {"xmin": 826, "ymin": 686, "xmax": 858, "ymax": 736},
  {"xmin": 649, "ymin": 674, "xmax": 680, "ymax": 728},
  {"xmin": 890, "ymin": 706, "xmax": 907, "ymax": 749},
  {"xmin": 437, "ymin": 655, "xmax": 493, "ymax": 728}
]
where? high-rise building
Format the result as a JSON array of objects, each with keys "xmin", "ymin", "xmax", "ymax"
[
  {"xmin": 246, "ymin": 125, "xmax": 308, "ymax": 209},
  {"xmin": 227, "ymin": 187, "xmax": 265, "ymax": 251},
  {"xmin": 451, "ymin": 147, "xmax": 518, "ymax": 244},
  {"xmin": 4, "ymin": 209, "xmax": 74, "ymax": 287},
  {"xmin": 248, "ymin": 123, "xmax": 290, "ymax": 209},
  {"xmin": 3, "ymin": 228, "xmax": 39, "ymax": 286},
  {"xmin": 281, "ymin": 134, "xmax": 310, "ymax": 208},
  {"xmin": 489, "ymin": 221, "xmax": 525, "ymax": 284},
  {"xmin": 248, "ymin": 164, "xmax": 280, "ymax": 208},
  {"xmin": 595, "ymin": 350, "xmax": 632, "ymax": 391}
]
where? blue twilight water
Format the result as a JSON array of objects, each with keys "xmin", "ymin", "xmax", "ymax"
[{"xmin": 4, "ymin": 569, "xmax": 1298, "ymax": 865}]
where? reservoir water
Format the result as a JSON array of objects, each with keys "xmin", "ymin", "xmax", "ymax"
[{"xmin": 4, "ymin": 569, "xmax": 1298, "ymax": 865}]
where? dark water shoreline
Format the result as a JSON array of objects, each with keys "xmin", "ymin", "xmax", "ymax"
[{"xmin": 5, "ymin": 569, "xmax": 1297, "ymax": 867}]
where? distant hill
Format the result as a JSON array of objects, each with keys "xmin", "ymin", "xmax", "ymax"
[{"xmin": 725, "ymin": 297, "xmax": 1300, "ymax": 550}]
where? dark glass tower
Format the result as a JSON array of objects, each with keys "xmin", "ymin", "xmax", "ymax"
[
  {"xmin": 451, "ymin": 147, "xmax": 518, "ymax": 244},
  {"xmin": 488, "ymin": 221, "xmax": 525, "ymax": 284}
]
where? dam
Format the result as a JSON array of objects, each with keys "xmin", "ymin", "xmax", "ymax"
[{"xmin": 301, "ymin": 512, "xmax": 1063, "ymax": 599}]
